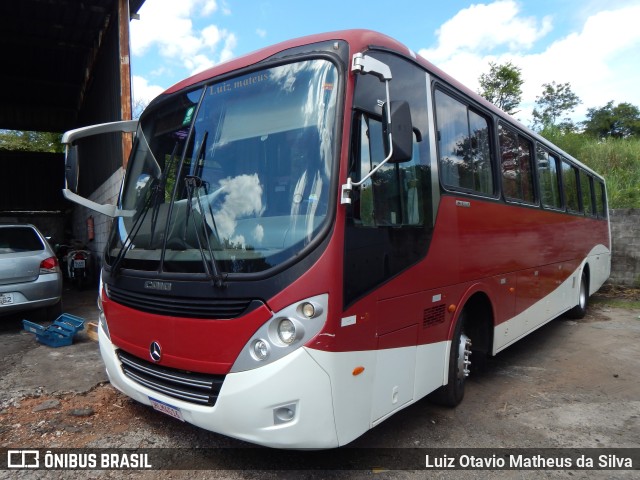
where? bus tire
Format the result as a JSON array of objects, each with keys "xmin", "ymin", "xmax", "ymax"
[
  {"xmin": 429, "ymin": 312, "xmax": 472, "ymax": 407},
  {"xmin": 567, "ymin": 271, "xmax": 588, "ymax": 319}
]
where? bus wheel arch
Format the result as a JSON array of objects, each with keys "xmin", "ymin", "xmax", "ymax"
[
  {"xmin": 460, "ymin": 291, "xmax": 494, "ymax": 361},
  {"xmin": 429, "ymin": 291, "xmax": 494, "ymax": 407}
]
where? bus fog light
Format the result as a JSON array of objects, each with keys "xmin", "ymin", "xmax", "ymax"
[
  {"xmin": 277, "ymin": 318, "xmax": 296, "ymax": 344},
  {"xmin": 273, "ymin": 403, "xmax": 297, "ymax": 425},
  {"xmin": 251, "ymin": 339, "xmax": 270, "ymax": 361}
]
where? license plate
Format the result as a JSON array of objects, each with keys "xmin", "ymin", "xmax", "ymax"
[
  {"xmin": 0, "ymin": 293, "xmax": 14, "ymax": 305},
  {"xmin": 149, "ymin": 397, "xmax": 184, "ymax": 422},
  {"xmin": 73, "ymin": 259, "xmax": 85, "ymax": 269}
]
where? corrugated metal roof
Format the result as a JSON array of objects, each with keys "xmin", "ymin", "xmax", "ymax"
[{"xmin": 0, "ymin": 0, "xmax": 145, "ymax": 133}]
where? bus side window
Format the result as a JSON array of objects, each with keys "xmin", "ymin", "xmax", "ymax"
[
  {"xmin": 561, "ymin": 159, "xmax": 580, "ymax": 213},
  {"xmin": 595, "ymin": 180, "xmax": 607, "ymax": 218},
  {"xmin": 580, "ymin": 170, "xmax": 595, "ymax": 216},
  {"xmin": 434, "ymin": 89, "xmax": 493, "ymax": 196},
  {"xmin": 354, "ymin": 113, "xmax": 423, "ymax": 227},
  {"xmin": 499, "ymin": 124, "xmax": 535, "ymax": 204},
  {"xmin": 536, "ymin": 145, "xmax": 562, "ymax": 210}
]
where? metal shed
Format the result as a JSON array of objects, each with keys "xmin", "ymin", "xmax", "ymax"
[{"xmin": 0, "ymin": 0, "xmax": 145, "ymax": 251}]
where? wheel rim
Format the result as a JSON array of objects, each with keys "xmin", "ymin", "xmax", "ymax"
[{"xmin": 457, "ymin": 333, "xmax": 472, "ymax": 380}]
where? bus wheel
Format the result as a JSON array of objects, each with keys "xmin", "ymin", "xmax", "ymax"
[
  {"xmin": 567, "ymin": 272, "xmax": 588, "ymax": 319},
  {"xmin": 429, "ymin": 314, "xmax": 472, "ymax": 407}
]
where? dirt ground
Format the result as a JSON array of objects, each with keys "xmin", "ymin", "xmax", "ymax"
[{"xmin": 1, "ymin": 286, "xmax": 639, "ymax": 479}]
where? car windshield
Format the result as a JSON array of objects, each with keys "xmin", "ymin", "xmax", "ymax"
[{"xmin": 106, "ymin": 58, "xmax": 339, "ymax": 275}]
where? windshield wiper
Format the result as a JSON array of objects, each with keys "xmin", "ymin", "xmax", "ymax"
[
  {"xmin": 110, "ymin": 187, "xmax": 156, "ymax": 276},
  {"xmin": 184, "ymin": 175, "xmax": 227, "ymax": 288},
  {"xmin": 111, "ymin": 129, "xmax": 180, "ymax": 276}
]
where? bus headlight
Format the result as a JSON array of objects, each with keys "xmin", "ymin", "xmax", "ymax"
[
  {"xmin": 301, "ymin": 302, "xmax": 316, "ymax": 318},
  {"xmin": 230, "ymin": 293, "xmax": 328, "ymax": 373},
  {"xmin": 277, "ymin": 318, "xmax": 297, "ymax": 344}
]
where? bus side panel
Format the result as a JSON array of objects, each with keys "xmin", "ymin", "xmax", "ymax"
[
  {"xmin": 493, "ymin": 243, "xmax": 608, "ymax": 353},
  {"xmin": 373, "ymin": 196, "xmax": 609, "ymax": 326},
  {"xmin": 587, "ymin": 244, "xmax": 611, "ymax": 294},
  {"xmin": 414, "ymin": 340, "xmax": 449, "ymax": 399},
  {"xmin": 305, "ymin": 348, "xmax": 376, "ymax": 446},
  {"xmin": 371, "ymin": 338, "xmax": 416, "ymax": 423},
  {"xmin": 306, "ymin": 339, "xmax": 448, "ymax": 447}
]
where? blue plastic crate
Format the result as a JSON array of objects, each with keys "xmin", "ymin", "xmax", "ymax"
[
  {"xmin": 22, "ymin": 313, "xmax": 85, "ymax": 348},
  {"xmin": 53, "ymin": 313, "xmax": 85, "ymax": 334}
]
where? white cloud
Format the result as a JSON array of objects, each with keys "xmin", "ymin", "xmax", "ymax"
[
  {"xmin": 184, "ymin": 54, "xmax": 215, "ymax": 75},
  {"xmin": 201, "ymin": 24, "xmax": 222, "ymax": 47},
  {"xmin": 256, "ymin": 28, "xmax": 267, "ymax": 39},
  {"xmin": 201, "ymin": 0, "xmax": 218, "ymax": 16},
  {"xmin": 132, "ymin": 76, "xmax": 165, "ymax": 115},
  {"xmin": 219, "ymin": 33, "xmax": 237, "ymax": 64},
  {"xmin": 421, "ymin": 0, "xmax": 552, "ymax": 63},
  {"xmin": 131, "ymin": 0, "xmax": 236, "ymax": 76},
  {"xmin": 418, "ymin": 1, "xmax": 640, "ymax": 126}
]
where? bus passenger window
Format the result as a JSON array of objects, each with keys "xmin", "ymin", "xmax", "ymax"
[
  {"xmin": 499, "ymin": 124, "xmax": 535, "ymax": 203},
  {"xmin": 580, "ymin": 170, "xmax": 595, "ymax": 216},
  {"xmin": 434, "ymin": 90, "xmax": 493, "ymax": 196},
  {"xmin": 561, "ymin": 160, "xmax": 580, "ymax": 212},
  {"xmin": 595, "ymin": 181, "xmax": 607, "ymax": 218},
  {"xmin": 536, "ymin": 146, "xmax": 562, "ymax": 209}
]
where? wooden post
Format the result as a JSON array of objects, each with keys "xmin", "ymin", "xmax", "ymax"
[{"xmin": 118, "ymin": 0, "xmax": 133, "ymax": 168}]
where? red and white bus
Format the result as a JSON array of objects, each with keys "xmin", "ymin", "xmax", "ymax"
[{"xmin": 62, "ymin": 30, "xmax": 610, "ymax": 448}]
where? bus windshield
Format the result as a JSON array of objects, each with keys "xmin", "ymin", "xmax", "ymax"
[{"xmin": 107, "ymin": 59, "xmax": 338, "ymax": 275}]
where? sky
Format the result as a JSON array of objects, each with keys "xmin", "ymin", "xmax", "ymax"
[{"xmin": 129, "ymin": 0, "xmax": 640, "ymax": 126}]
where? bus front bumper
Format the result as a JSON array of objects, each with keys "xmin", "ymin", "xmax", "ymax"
[{"xmin": 99, "ymin": 326, "xmax": 339, "ymax": 449}]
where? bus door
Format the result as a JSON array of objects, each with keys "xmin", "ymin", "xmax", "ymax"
[{"xmin": 343, "ymin": 51, "xmax": 435, "ymax": 423}]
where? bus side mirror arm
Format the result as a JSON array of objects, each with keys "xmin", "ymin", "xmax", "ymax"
[
  {"xmin": 61, "ymin": 120, "xmax": 138, "ymax": 217},
  {"xmin": 342, "ymin": 55, "xmax": 392, "ymax": 205},
  {"xmin": 61, "ymin": 119, "xmax": 138, "ymax": 145},
  {"xmin": 341, "ymin": 55, "xmax": 413, "ymax": 205},
  {"xmin": 62, "ymin": 189, "xmax": 134, "ymax": 218}
]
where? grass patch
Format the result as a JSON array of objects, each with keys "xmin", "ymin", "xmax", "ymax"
[
  {"xmin": 592, "ymin": 286, "xmax": 640, "ymax": 310},
  {"xmin": 591, "ymin": 296, "xmax": 640, "ymax": 310},
  {"xmin": 538, "ymin": 133, "xmax": 640, "ymax": 209}
]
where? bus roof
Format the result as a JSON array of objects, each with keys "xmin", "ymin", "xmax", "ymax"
[{"xmin": 163, "ymin": 30, "xmax": 410, "ymax": 95}]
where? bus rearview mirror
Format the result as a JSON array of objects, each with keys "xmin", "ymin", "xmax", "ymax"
[
  {"xmin": 65, "ymin": 145, "xmax": 79, "ymax": 192},
  {"xmin": 383, "ymin": 101, "xmax": 413, "ymax": 163}
]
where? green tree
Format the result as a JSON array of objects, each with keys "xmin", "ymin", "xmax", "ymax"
[
  {"xmin": 582, "ymin": 101, "xmax": 640, "ymax": 139},
  {"xmin": 477, "ymin": 61, "xmax": 524, "ymax": 116},
  {"xmin": 0, "ymin": 130, "xmax": 63, "ymax": 152},
  {"xmin": 532, "ymin": 81, "xmax": 581, "ymax": 131}
]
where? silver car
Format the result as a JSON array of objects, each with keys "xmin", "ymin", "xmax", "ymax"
[{"xmin": 0, "ymin": 224, "xmax": 63, "ymax": 321}]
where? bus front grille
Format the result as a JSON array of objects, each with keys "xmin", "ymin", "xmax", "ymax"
[
  {"xmin": 117, "ymin": 350, "xmax": 224, "ymax": 407},
  {"xmin": 108, "ymin": 285, "xmax": 255, "ymax": 319}
]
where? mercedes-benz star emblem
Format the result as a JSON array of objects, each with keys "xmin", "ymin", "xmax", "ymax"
[{"xmin": 149, "ymin": 341, "xmax": 162, "ymax": 362}]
